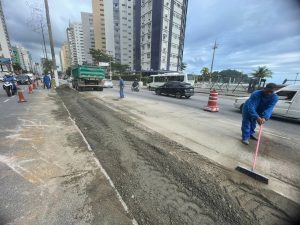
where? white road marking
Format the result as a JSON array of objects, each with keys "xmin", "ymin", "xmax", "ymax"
[
  {"xmin": 59, "ymin": 97, "xmax": 139, "ymax": 225},
  {"xmin": 3, "ymin": 99, "xmax": 9, "ymax": 102},
  {"xmin": 0, "ymin": 154, "xmax": 44, "ymax": 184}
]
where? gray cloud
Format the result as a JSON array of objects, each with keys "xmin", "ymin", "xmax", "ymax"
[
  {"xmin": 184, "ymin": 0, "xmax": 300, "ymax": 83},
  {"xmin": 2, "ymin": 0, "xmax": 90, "ymax": 67}
]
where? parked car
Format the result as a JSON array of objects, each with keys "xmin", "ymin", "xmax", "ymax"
[
  {"xmin": 103, "ymin": 79, "xmax": 114, "ymax": 88},
  {"xmin": 155, "ymin": 81, "xmax": 194, "ymax": 99},
  {"xmin": 0, "ymin": 75, "xmax": 4, "ymax": 82},
  {"xmin": 234, "ymin": 84, "xmax": 300, "ymax": 120},
  {"xmin": 16, "ymin": 75, "xmax": 31, "ymax": 85}
]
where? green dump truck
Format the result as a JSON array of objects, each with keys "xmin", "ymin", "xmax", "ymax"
[{"xmin": 71, "ymin": 65, "xmax": 106, "ymax": 91}]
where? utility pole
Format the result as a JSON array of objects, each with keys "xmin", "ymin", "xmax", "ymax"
[
  {"xmin": 295, "ymin": 73, "xmax": 299, "ymax": 84},
  {"xmin": 40, "ymin": 20, "xmax": 48, "ymax": 59},
  {"xmin": 44, "ymin": 0, "xmax": 59, "ymax": 87},
  {"xmin": 209, "ymin": 40, "xmax": 218, "ymax": 83}
]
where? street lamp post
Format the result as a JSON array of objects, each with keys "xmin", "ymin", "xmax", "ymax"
[{"xmin": 106, "ymin": 50, "xmax": 113, "ymax": 80}]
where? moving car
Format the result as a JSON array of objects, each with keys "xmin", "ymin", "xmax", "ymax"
[
  {"xmin": 155, "ymin": 81, "xmax": 194, "ymax": 99},
  {"xmin": 234, "ymin": 84, "xmax": 300, "ymax": 120},
  {"xmin": 102, "ymin": 79, "xmax": 113, "ymax": 88},
  {"xmin": 16, "ymin": 75, "xmax": 31, "ymax": 85}
]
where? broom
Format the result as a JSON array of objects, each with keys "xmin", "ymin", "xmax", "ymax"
[{"xmin": 236, "ymin": 124, "xmax": 269, "ymax": 184}]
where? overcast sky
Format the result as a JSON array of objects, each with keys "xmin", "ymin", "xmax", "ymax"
[{"xmin": 2, "ymin": 0, "xmax": 300, "ymax": 83}]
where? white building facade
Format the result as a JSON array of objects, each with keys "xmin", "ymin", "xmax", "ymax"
[
  {"xmin": 0, "ymin": 0, "xmax": 11, "ymax": 59},
  {"xmin": 66, "ymin": 23, "xmax": 86, "ymax": 65},
  {"xmin": 13, "ymin": 46, "xmax": 33, "ymax": 71},
  {"xmin": 138, "ymin": 0, "xmax": 188, "ymax": 72},
  {"xmin": 81, "ymin": 12, "xmax": 95, "ymax": 64},
  {"xmin": 92, "ymin": 0, "xmax": 134, "ymax": 69},
  {"xmin": 113, "ymin": 0, "xmax": 134, "ymax": 69}
]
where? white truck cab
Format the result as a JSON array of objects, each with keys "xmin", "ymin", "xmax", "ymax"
[{"xmin": 234, "ymin": 84, "xmax": 300, "ymax": 120}]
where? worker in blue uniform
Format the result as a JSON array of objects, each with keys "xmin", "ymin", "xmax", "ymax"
[
  {"xmin": 241, "ymin": 83, "xmax": 278, "ymax": 145},
  {"xmin": 119, "ymin": 76, "xmax": 124, "ymax": 98},
  {"xmin": 43, "ymin": 73, "xmax": 51, "ymax": 89}
]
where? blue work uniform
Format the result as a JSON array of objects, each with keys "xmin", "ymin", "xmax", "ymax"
[
  {"xmin": 242, "ymin": 90, "xmax": 278, "ymax": 141},
  {"xmin": 43, "ymin": 75, "xmax": 51, "ymax": 89},
  {"xmin": 119, "ymin": 79, "xmax": 124, "ymax": 98}
]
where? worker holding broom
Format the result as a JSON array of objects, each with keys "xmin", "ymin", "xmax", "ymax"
[{"xmin": 241, "ymin": 83, "xmax": 279, "ymax": 145}]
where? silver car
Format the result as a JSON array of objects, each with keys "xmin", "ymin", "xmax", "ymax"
[
  {"xmin": 103, "ymin": 79, "xmax": 113, "ymax": 88},
  {"xmin": 234, "ymin": 84, "xmax": 300, "ymax": 120}
]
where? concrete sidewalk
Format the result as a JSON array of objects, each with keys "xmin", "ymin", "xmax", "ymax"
[
  {"xmin": 0, "ymin": 88, "xmax": 134, "ymax": 225},
  {"xmin": 87, "ymin": 90, "xmax": 300, "ymax": 205}
]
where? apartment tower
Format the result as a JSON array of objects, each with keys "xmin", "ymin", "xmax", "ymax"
[
  {"xmin": 60, "ymin": 42, "xmax": 71, "ymax": 72},
  {"xmin": 81, "ymin": 12, "xmax": 95, "ymax": 64},
  {"xmin": 0, "ymin": 0, "xmax": 11, "ymax": 59},
  {"xmin": 66, "ymin": 23, "xmax": 86, "ymax": 65},
  {"xmin": 92, "ymin": 0, "xmax": 115, "ymax": 56},
  {"xmin": 137, "ymin": 0, "xmax": 188, "ymax": 72}
]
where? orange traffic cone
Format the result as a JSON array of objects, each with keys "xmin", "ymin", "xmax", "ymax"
[
  {"xmin": 28, "ymin": 84, "xmax": 33, "ymax": 94},
  {"xmin": 33, "ymin": 81, "xmax": 37, "ymax": 89},
  {"xmin": 17, "ymin": 87, "xmax": 27, "ymax": 103},
  {"xmin": 204, "ymin": 89, "xmax": 219, "ymax": 112}
]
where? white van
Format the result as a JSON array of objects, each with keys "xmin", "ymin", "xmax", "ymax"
[
  {"xmin": 234, "ymin": 84, "xmax": 300, "ymax": 120},
  {"xmin": 148, "ymin": 73, "xmax": 195, "ymax": 90}
]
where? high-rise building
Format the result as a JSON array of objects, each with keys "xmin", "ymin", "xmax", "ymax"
[
  {"xmin": 92, "ymin": 0, "xmax": 135, "ymax": 69},
  {"xmin": 81, "ymin": 12, "xmax": 95, "ymax": 64},
  {"xmin": 12, "ymin": 46, "xmax": 33, "ymax": 71},
  {"xmin": 113, "ymin": 0, "xmax": 134, "ymax": 69},
  {"xmin": 0, "ymin": 0, "xmax": 11, "ymax": 59},
  {"xmin": 66, "ymin": 22, "xmax": 86, "ymax": 65},
  {"xmin": 137, "ymin": 0, "xmax": 188, "ymax": 72},
  {"xmin": 60, "ymin": 42, "xmax": 71, "ymax": 72},
  {"xmin": 92, "ymin": 0, "xmax": 115, "ymax": 56}
]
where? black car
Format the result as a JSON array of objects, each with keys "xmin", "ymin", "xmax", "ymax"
[
  {"xmin": 155, "ymin": 81, "xmax": 194, "ymax": 99},
  {"xmin": 16, "ymin": 75, "xmax": 31, "ymax": 85}
]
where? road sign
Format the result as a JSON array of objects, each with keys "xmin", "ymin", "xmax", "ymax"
[{"xmin": 99, "ymin": 62, "xmax": 109, "ymax": 67}]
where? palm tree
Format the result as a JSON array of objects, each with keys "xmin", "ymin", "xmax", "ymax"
[
  {"xmin": 201, "ymin": 67, "xmax": 210, "ymax": 76},
  {"xmin": 252, "ymin": 66, "xmax": 272, "ymax": 78}
]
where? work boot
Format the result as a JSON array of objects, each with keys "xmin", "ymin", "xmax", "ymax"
[
  {"xmin": 250, "ymin": 135, "xmax": 258, "ymax": 141},
  {"xmin": 242, "ymin": 140, "xmax": 249, "ymax": 145}
]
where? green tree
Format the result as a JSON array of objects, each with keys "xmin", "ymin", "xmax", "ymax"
[
  {"xmin": 200, "ymin": 67, "xmax": 210, "ymax": 76},
  {"xmin": 252, "ymin": 66, "xmax": 272, "ymax": 78},
  {"xmin": 180, "ymin": 62, "xmax": 187, "ymax": 71},
  {"xmin": 89, "ymin": 49, "xmax": 113, "ymax": 63},
  {"xmin": 219, "ymin": 69, "xmax": 248, "ymax": 80},
  {"xmin": 111, "ymin": 62, "xmax": 130, "ymax": 75},
  {"xmin": 42, "ymin": 59, "xmax": 53, "ymax": 74}
]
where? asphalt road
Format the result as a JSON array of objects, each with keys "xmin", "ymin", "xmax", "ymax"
[
  {"xmin": 58, "ymin": 86, "xmax": 300, "ymax": 225},
  {"xmin": 103, "ymin": 86, "xmax": 300, "ymax": 142}
]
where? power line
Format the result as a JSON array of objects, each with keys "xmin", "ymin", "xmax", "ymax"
[{"xmin": 25, "ymin": 0, "xmax": 48, "ymax": 59}]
